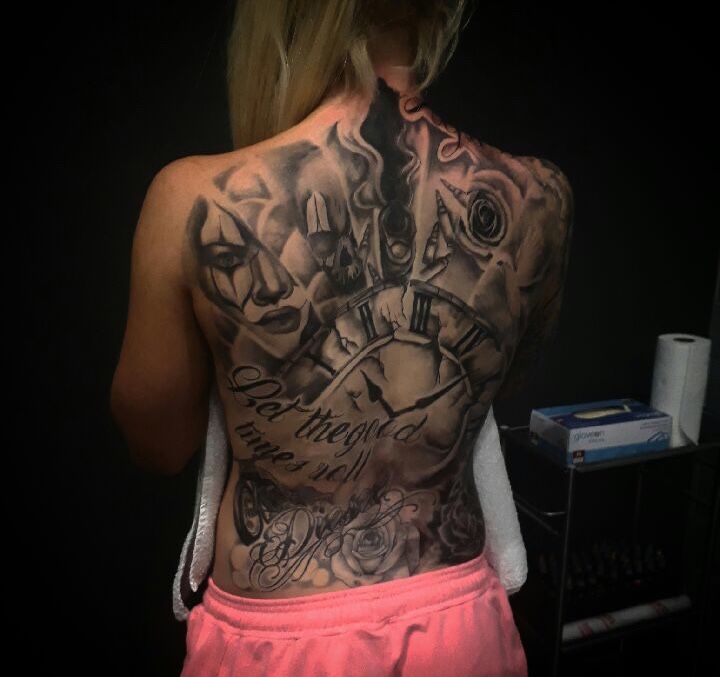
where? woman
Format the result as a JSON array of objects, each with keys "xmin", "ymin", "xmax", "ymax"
[{"xmin": 111, "ymin": 0, "xmax": 573, "ymax": 674}]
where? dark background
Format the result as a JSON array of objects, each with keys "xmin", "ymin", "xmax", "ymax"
[{"xmin": 31, "ymin": 1, "xmax": 718, "ymax": 674}]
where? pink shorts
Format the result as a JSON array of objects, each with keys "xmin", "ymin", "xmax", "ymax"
[{"xmin": 181, "ymin": 552, "xmax": 527, "ymax": 676}]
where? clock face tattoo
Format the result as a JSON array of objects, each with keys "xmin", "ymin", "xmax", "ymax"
[{"xmin": 185, "ymin": 78, "xmax": 572, "ymax": 594}]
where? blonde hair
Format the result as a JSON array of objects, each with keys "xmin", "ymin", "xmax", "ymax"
[{"xmin": 226, "ymin": 0, "xmax": 474, "ymax": 150}]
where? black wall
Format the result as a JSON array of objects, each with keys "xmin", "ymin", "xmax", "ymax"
[{"xmin": 32, "ymin": 2, "xmax": 718, "ymax": 674}]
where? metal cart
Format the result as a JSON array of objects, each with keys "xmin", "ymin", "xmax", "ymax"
[{"xmin": 498, "ymin": 425, "xmax": 720, "ymax": 676}]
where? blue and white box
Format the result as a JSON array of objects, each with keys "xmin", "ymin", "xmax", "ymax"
[{"xmin": 528, "ymin": 398, "xmax": 673, "ymax": 466}]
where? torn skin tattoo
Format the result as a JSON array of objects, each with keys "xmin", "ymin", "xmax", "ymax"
[{"xmin": 186, "ymin": 79, "xmax": 572, "ymax": 594}]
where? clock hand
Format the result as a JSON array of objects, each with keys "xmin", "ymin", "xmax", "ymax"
[
  {"xmin": 393, "ymin": 373, "xmax": 467, "ymax": 416},
  {"xmin": 360, "ymin": 370, "xmax": 397, "ymax": 418}
]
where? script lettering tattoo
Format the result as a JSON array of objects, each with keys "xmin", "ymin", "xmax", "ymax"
[
  {"xmin": 186, "ymin": 79, "xmax": 572, "ymax": 594},
  {"xmin": 230, "ymin": 461, "xmax": 483, "ymax": 592}
]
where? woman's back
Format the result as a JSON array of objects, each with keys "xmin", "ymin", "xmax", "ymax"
[{"xmin": 184, "ymin": 78, "xmax": 572, "ymax": 597}]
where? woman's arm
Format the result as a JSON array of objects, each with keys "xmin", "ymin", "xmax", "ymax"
[
  {"xmin": 495, "ymin": 159, "xmax": 574, "ymax": 401},
  {"xmin": 110, "ymin": 158, "xmax": 213, "ymax": 475}
]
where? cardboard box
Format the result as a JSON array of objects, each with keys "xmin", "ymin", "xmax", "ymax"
[{"xmin": 529, "ymin": 398, "xmax": 673, "ymax": 466}]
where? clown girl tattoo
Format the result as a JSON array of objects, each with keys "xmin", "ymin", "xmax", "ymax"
[{"xmin": 185, "ymin": 79, "xmax": 573, "ymax": 593}]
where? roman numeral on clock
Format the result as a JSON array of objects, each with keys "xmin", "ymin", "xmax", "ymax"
[
  {"xmin": 410, "ymin": 291, "xmax": 432, "ymax": 335},
  {"xmin": 358, "ymin": 301, "xmax": 377, "ymax": 341},
  {"xmin": 452, "ymin": 324, "xmax": 487, "ymax": 355}
]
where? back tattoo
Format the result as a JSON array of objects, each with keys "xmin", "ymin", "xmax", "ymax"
[{"xmin": 185, "ymin": 79, "xmax": 572, "ymax": 592}]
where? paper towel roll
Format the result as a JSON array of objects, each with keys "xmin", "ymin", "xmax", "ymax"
[{"xmin": 650, "ymin": 333, "xmax": 711, "ymax": 446}]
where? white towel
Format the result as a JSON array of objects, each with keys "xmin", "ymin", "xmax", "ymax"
[
  {"xmin": 471, "ymin": 406, "xmax": 528, "ymax": 596},
  {"xmin": 172, "ymin": 383, "xmax": 527, "ymax": 621},
  {"xmin": 172, "ymin": 383, "xmax": 228, "ymax": 622}
]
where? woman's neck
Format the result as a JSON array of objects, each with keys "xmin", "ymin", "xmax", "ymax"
[
  {"xmin": 307, "ymin": 65, "xmax": 419, "ymax": 135},
  {"xmin": 308, "ymin": 23, "xmax": 419, "ymax": 127},
  {"xmin": 325, "ymin": 20, "xmax": 417, "ymax": 97}
]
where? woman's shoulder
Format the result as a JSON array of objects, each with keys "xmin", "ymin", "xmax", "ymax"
[
  {"xmin": 513, "ymin": 153, "xmax": 573, "ymax": 201},
  {"xmin": 445, "ymin": 126, "xmax": 574, "ymax": 235},
  {"xmin": 474, "ymin": 136, "xmax": 574, "ymax": 231},
  {"xmin": 514, "ymin": 153, "xmax": 574, "ymax": 236},
  {"xmin": 153, "ymin": 149, "xmax": 267, "ymax": 202},
  {"xmin": 411, "ymin": 104, "xmax": 574, "ymax": 211},
  {"xmin": 466, "ymin": 133, "xmax": 573, "ymax": 201}
]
